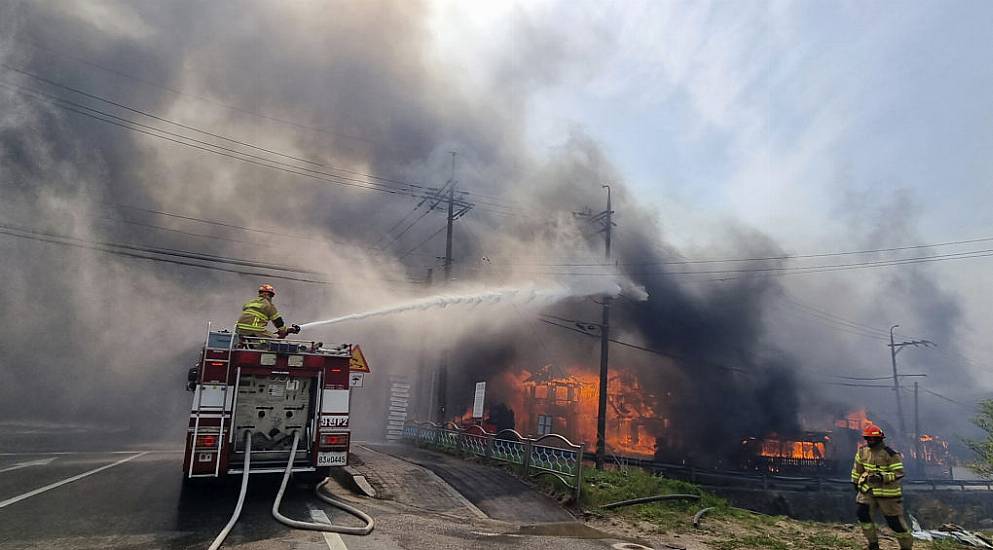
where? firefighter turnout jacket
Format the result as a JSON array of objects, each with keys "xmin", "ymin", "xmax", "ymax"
[
  {"xmin": 236, "ymin": 296, "xmax": 284, "ymax": 334},
  {"xmin": 850, "ymin": 444, "xmax": 905, "ymax": 498}
]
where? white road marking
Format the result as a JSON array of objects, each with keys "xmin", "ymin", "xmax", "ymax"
[
  {"xmin": 0, "ymin": 452, "xmax": 148, "ymax": 510},
  {"xmin": 0, "ymin": 450, "xmax": 182, "ymax": 456},
  {"xmin": 0, "ymin": 457, "xmax": 56, "ymax": 474},
  {"xmin": 306, "ymin": 504, "xmax": 348, "ymax": 550}
]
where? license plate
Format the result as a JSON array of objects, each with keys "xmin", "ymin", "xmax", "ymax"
[{"xmin": 317, "ymin": 451, "xmax": 347, "ymax": 466}]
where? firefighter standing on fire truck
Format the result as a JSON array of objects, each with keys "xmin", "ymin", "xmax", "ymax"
[
  {"xmin": 851, "ymin": 423, "xmax": 913, "ymax": 550},
  {"xmin": 235, "ymin": 283, "xmax": 296, "ymax": 343}
]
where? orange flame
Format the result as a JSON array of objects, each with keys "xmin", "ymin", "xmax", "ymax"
[
  {"xmin": 752, "ymin": 437, "xmax": 826, "ymax": 459},
  {"xmin": 465, "ymin": 364, "xmax": 667, "ymax": 457},
  {"xmin": 835, "ymin": 409, "xmax": 875, "ymax": 432}
]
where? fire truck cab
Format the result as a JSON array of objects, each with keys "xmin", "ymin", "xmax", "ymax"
[{"xmin": 183, "ymin": 329, "xmax": 354, "ymax": 481}]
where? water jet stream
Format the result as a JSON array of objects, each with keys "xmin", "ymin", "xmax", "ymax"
[{"xmin": 298, "ymin": 281, "xmax": 625, "ymax": 329}]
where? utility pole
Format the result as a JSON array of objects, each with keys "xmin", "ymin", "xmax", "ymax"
[
  {"xmin": 888, "ymin": 324, "xmax": 935, "ymax": 440},
  {"xmin": 577, "ymin": 185, "xmax": 615, "ymax": 470},
  {"xmin": 889, "ymin": 325, "xmax": 907, "ymax": 438},
  {"xmin": 437, "ymin": 152, "xmax": 457, "ymax": 423},
  {"xmin": 444, "ymin": 181, "xmax": 455, "ymax": 282},
  {"xmin": 596, "ymin": 185, "xmax": 612, "ymax": 471},
  {"xmin": 914, "ymin": 381, "xmax": 923, "ymax": 477}
]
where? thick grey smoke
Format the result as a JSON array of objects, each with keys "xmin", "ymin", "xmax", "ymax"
[{"xmin": 0, "ymin": 1, "xmax": 978, "ymax": 456}]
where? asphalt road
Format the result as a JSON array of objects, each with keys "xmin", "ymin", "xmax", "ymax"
[{"xmin": 0, "ymin": 431, "xmax": 646, "ymax": 550}]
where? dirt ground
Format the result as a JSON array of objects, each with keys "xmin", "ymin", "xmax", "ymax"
[{"xmin": 589, "ymin": 513, "xmax": 913, "ymax": 550}]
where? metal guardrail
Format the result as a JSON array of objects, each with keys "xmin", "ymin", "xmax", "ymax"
[
  {"xmin": 587, "ymin": 452, "xmax": 993, "ymax": 493},
  {"xmin": 401, "ymin": 421, "xmax": 585, "ymax": 502}
]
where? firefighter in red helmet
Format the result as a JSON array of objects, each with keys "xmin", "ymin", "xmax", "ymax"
[
  {"xmin": 851, "ymin": 423, "xmax": 913, "ymax": 549},
  {"xmin": 235, "ymin": 284, "xmax": 297, "ymax": 345}
]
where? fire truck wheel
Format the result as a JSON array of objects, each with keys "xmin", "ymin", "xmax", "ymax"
[{"xmin": 180, "ymin": 475, "xmax": 229, "ymax": 495}]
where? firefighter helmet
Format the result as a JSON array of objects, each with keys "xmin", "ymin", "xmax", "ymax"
[
  {"xmin": 258, "ymin": 283, "xmax": 276, "ymax": 296},
  {"xmin": 862, "ymin": 424, "xmax": 884, "ymax": 438}
]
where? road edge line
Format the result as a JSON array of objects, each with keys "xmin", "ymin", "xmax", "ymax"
[
  {"xmin": 306, "ymin": 504, "xmax": 349, "ymax": 550},
  {"xmin": 0, "ymin": 451, "xmax": 149, "ymax": 509}
]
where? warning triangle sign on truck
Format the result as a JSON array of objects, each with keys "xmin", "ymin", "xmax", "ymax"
[{"xmin": 349, "ymin": 345, "xmax": 371, "ymax": 373}]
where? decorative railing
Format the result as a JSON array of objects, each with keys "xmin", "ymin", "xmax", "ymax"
[{"xmin": 401, "ymin": 421, "xmax": 585, "ymax": 502}]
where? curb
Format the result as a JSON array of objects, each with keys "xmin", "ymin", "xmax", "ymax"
[{"xmin": 331, "ymin": 465, "xmax": 377, "ymax": 498}]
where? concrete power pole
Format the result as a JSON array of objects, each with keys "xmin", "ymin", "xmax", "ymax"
[
  {"xmin": 914, "ymin": 381, "xmax": 923, "ymax": 476},
  {"xmin": 887, "ymin": 324, "xmax": 935, "ymax": 440},
  {"xmin": 436, "ymin": 152, "xmax": 457, "ymax": 423},
  {"xmin": 576, "ymin": 185, "xmax": 615, "ymax": 470},
  {"xmin": 889, "ymin": 325, "xmax": 907, "ymax": 437}
]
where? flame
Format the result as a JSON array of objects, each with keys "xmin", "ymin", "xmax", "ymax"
[
  {"xmin": 742, "ymin": 435, "xmax": 826, "ymax": 460},
  {"xmin": 464, "ymin": 364, "xmax": 667, "ymax": 457},
  {"xmin": 913, "ymin": 433, "xmax": 951, "ymax": 466},
  {"xmin": 835, "ymin": 409, "xmax": 875, "ymax": 432}
]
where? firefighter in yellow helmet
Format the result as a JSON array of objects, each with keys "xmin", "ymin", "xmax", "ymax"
[
  {"xmin": 235, "ymin": 284, "xmax": 298, "ymax": 345},
  {"xmin": 851, "ymin": 423, "xmax": 913, "ymax": 550}
]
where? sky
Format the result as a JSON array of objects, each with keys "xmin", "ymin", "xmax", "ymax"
[{"xmin": 1, "ymin": 0, "xmax": 991, "ymax": 447}]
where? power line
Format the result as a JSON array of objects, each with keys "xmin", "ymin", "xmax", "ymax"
[
  {"xmin": 398, "ymin": 224, "xmax": 448, "ymax": 259},
  {"xmin": 104, "ymin": 203, "xmax": 437, "ymax": 258},
  {"xmin": 0, "ymin": 222, "xmax": 422, "ymax": 287},
  {"xmin": 537, "ymin": 316, "xmax": 747, "ymax": 374},
  {"xmin": 0, "ymin": 221, "xmax": 319, "ymax": 274},
  {"xmin": 823, "ymin": 382, "xmax": 896, "ymax": 388},
  {"xmin": 495, "ymin": 245, "xmax": 993, "ymax": 279},
  {"xmin": 22, "ymin": 37, "xmax": 380, "ymax": 146},
  {"xmin": 0, "ymin": 78, "xmax": 427, "ymax": 199},
  {"xmin": 98, "ymin": 215, "xmax": 267, "ymax": 247},
  {"xmin": 776, "ymin": 304, "xmax": 889, "ymax": 341},
  {"xmin": 3, "ymin": 64, "xmax": 532, "ymax": 217},
  {"xmin": 831, "ymin": 375, "xmax": 925, "ymax": 381},
  {"xmin": 3, "ymin": 63, "xmax": 442, "ymax": 194},
  {"xmin": 919, "ymin": 387, "xmax": 975, "ymax": 410},
  {"xmin": 0, "ymin": 225, "xmax": 331, "ymax": 285},
  {"xmin": 106, "ymin": 203, "xmax": 338, "ymax": 245},
  {"xmin": 3, "ymin": 63, "xmax": 325, "ymax": 166},
  {"xmin": 378, "ymin": 180, "xmax": 453, "ymax": 249},
  {"xmin": 780, "ymin": 291, "xmax": 891, "ymax": 337},
  {"xmin": 487, "ymin": 235, "xmax": 993, "ymax": 268}
]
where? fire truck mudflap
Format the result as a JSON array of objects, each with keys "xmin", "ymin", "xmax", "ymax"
[{"xmin": 183, "ymin": 329, "xmax": 354, "ymax": 480}]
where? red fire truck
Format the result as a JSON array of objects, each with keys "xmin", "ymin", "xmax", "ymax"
[{"xmin": 183, "ymin": 328, "xmax": 357, "ymax": 481}]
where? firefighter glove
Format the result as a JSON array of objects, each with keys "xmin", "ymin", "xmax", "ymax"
[{"xmin": 277, "ymin": 327, "xmax": 289, "ymax": 338}]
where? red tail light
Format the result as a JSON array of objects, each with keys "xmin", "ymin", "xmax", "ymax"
[
  {"xmin": 320, "ymin": 433, "xmax": 349, "ymax": 447},
  {"xmin": 195, "ymin": 434, "xmax": 219, "ymax": 448}
]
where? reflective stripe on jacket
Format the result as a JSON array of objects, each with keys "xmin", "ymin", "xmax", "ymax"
[
  {"xmin": 850, "ymin": 445, "xmax": 905, "ymax": 498},
  {"xmin": 236, "ymin": 296, "xmax": 279, "ymax": 332}
]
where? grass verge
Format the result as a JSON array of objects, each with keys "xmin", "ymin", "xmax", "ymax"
[{"xmin": 580, "ymin": 467, "xmax": 963, "ymax": 550}]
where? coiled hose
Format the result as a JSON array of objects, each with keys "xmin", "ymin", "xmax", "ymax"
[
  {"xmin": 207, "ymin": 432, "xmax": 253, "ymax": 550},
  {"xmin": 271, "ymin": 431, "xmax": 375, "ymax": 535}
]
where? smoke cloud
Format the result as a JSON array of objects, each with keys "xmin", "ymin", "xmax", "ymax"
[{"xmin": 0, "ymin": 1, "xmax": 979, "ymax": 457}]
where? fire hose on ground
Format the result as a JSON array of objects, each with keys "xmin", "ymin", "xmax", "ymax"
[
  {"xmin": 208, "ymin": 430, "xmax": 374, "ymax": 549},
  {"xmin": 207, "ymin": 432, "xmax": 254, "ymax": 550},
  {"xmin": 272, "ymin": 431, "xmax": 375, "ymax": 536}
]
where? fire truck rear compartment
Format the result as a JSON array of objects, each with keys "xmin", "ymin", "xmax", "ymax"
[{"xmin": 232, "ymin": 374, "xmax": 315, "ymax": 468}]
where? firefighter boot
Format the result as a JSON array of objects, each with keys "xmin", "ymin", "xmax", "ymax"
[
  {"xmin": 859, "ymin": 521, "xmax": 879, "ymax": 549},
  {"xmin": 894, "ymin": 532, "xmax": 913, "ymax": 549}
]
